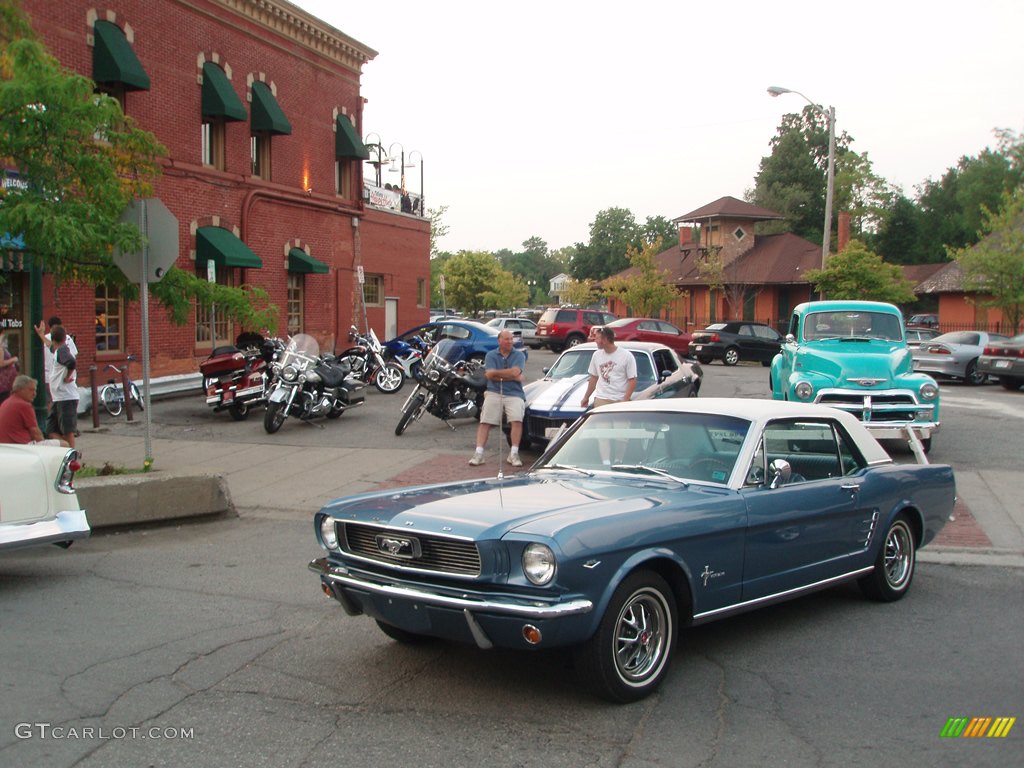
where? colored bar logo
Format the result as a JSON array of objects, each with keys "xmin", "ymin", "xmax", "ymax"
[{"xmin": 941, "ymin": 716, "xmax": 1016, "ymax": 738}]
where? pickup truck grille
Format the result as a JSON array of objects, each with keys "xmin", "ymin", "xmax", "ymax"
[
  {"xmin": 817, "ymin": 390, "xmax": 932, "ymax": 423},
  {"xmin": 339, "ymin": 522, "xmax": 481, "ymax": 576}
]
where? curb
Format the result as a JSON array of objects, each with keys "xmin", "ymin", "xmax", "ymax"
[{"xmin": 76, "ymin": 472, "xmax": 236, "ymax": 528}]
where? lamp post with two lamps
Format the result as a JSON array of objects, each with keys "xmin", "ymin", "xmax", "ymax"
[{"xmin": 767, "ymin": 86, "xmax": 835, "ymax": 282}]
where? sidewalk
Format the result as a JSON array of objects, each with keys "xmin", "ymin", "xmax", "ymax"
[{"xmin": 73, "ymin": 430, "xmax": 1022, "ymax": 568}]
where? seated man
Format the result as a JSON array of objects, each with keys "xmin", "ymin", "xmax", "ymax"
[{"xmin": 0, "ymin": 375, "xmax": 66, "ymax": 446}]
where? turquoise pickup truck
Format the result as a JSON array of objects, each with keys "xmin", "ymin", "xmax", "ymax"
[{"xmin": 770, "ymin": 300, "xmax": 940, "ymax": 454}]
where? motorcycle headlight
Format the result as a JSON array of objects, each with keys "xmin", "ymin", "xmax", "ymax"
[
  {"xmin": 428, "ymin": 369, "xmax": 441, "ymax": 383},
  {"xmin": 282, "ymin": 365, "xmax": 298, "ymax": 381},
  {"xmin": 920, "ymin": 382, "xmax": 939, "ymax": 400},
  {"xmin": 319, "ymin": 516, "xmax": 339, "ymax": 550},
  {"xmin": 522, "ymin": 543, "xmax": 556, "ymax": 586},
  {"xmin": 794, "ymin": 381, "xmax": 814, "ymax": 401}
]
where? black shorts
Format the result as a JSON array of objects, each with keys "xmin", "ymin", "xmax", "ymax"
[{"xmin": 45, "ymin": 400, "xmax": 78, "ymax": 436}]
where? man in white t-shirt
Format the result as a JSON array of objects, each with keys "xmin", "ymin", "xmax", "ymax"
[
  {"xmin": 42, "ymin": 315, "xmax": 78, "ymax": 401},
  {"xmin": 580, "ymin": 327, "xmax": 637, "ymax": 407},
  {"xmin": 35, "ymin": 321, "xmax": 78, "ymax": 448}
]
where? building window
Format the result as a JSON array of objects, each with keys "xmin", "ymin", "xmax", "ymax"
[
  {"xmin": 287, "ymin": 273, "xmax": 303, "ymax": 335},
  {"xmin": 417, "ymin": 278, "xmax": 426, "ymax": 307},
  {"xmin": 202, "ymin": 120, "xmax": 225, "ymax": 169},
  {"xmin": 335, "ymin": 159, "xmax": 353, "ymax": 198},
  {"xmin": 195, "ymin": 265, "xmax": 232, "ymax": 348},
  {"xmin": 95, "ymin": 285, "xmax": 123, "ymax": 352},
  {"xmin": 251, "ymin": 133, "xmax": 271, "ymax": 178},
  {"xmin": 362, "ymin": 274, "xmax": 383, "ymax": 306},
  {"xmin": 734, "ymin": 227, "xmax": 746, "ymax": 241}
]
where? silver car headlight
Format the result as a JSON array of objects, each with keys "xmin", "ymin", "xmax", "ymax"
[
  {"xmin": 920, "ymin": 382, "xmax": 939, "ymax": 400},
  {"xmin": 522, "ymin": 543, "xmax": 556, "ymax": 585},
  {"xmin": 319, "ymin": 517, "xmax": 339, "ymax": 550},
  {"xmin": 794, "ymin": 381, "xmax": 814, "ymax": 401}
]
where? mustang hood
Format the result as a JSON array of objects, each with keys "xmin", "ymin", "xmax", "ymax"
[
  {"xmin": 797, "ymin": 342, "xmax": 912, "ymax": 383},
  {"xmin": 320, "ymin": 474, "xmax": 708, "ymax": 541},
  {"xmin": 524, "ymin": 374, "xmax": 591, "ymax": 415}
]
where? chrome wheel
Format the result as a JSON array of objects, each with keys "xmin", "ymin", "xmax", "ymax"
[
  {"xmin": 882, "ymin": 519, "xmax": 914, "ymax": 590},
  {"xmin": 374, "ymin": 363, "xmax": 405, "ymax": 394},
  {"xmin": 612, "ymin": 588, "xmax": 670, "ymax": 684}
]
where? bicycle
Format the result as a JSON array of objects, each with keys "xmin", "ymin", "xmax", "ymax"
[{"xmin": 99, "ymin": 356, "xmax": 145, "ymax": 417}]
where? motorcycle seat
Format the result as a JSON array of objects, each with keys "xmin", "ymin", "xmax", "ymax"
[{"xmin": 316, "ymin": 362, "xmax": 349, "ymax": 388}]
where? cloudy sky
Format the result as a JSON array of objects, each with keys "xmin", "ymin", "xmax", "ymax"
[{"xmin": 293, "ymin": 0, "xmax": 1023, "ymax": 254}]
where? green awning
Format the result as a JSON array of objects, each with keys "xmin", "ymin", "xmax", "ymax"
[
  {"xmin": 201, "ymin": 62, "xmax": 246, "ymax": 122},
  {"xmin": 335, "ymin": 116, "xmax": 369, "ymax": 160},
  {"xmin": 92, "ymin": 20, "xmax": 150, "ymax": 91},
  {"xmin": 196, "ymin": 227, "xmax": 262, "ymax": 269},
  {"xmin": 287, "ymin": 248, "xmax": 328, "ymax": 274},
  {"xmin": 251, "ymin": 81, "xmax": 291, "ymax": 135}
]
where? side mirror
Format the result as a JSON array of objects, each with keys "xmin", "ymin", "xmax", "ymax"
[{"xmin": 768, "ymin": 458, "xmax": 792, "ymax": 489}]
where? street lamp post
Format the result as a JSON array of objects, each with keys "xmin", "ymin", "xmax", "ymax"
[
  {"xmin": 387, "ymin": 142, "xmax": 406, "ymax": 193},
  {"xmin": 363, "ymin": 132, "xmax": 386, "ymax": 187},
  {"xmin": 406, "ymin": 150, "xmax": 424, "ymax": 216},
  {"xmin": 767, "ymin": 86, "xmax": 836, "ymax": 283}
]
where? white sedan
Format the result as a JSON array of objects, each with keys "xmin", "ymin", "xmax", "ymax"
[{"xmin": 0, "ymin": 444, "xmax": 89, "ymax": 551}]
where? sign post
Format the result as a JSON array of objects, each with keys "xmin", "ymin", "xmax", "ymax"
[
  {"xmin": 114, "ymin": 198, "xmax": 179, "ymax": 465},
  {"xmin": 356, "ymin": 265, "xmax": 369, "ymax": 336}
]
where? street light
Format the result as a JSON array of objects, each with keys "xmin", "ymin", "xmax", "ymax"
[
  {"xmin": 767, "ymin": 86, "xmax": 836, "ymax": 282},
  {"xmin": 405, "ymin": 150, "xmax": 424, "ymax": 216},
  {"xmin": 363, "ymin": 132, "xmax": 387, "ymax": 187},
  {"xmin": 387, "ymin": 142, "xmax": 406, "ymax": 193}
]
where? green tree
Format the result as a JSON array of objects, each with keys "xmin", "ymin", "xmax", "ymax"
[
  {"xmin": 427, "ymin": 204, "xmax": 449, "ymax": 257},
  {"xmin": 641, "ymin": 215, "xmax": 678, "ymax": 249},
  {"xmin": 560, "ymin": 278, "xmax": 598, "ymax": 308},
  {"xmin": 0, "ymin": 5, "xmax": 276, "ymax": 330},
  {"xmin": 951, "ymin": 186, "xmax": 1024, "ymax": 332},
  {"xmin": 572, "ymin": 207, "xmax": 640, "ymax": 280},
  {"xmin": 872, "ymin": 194, "xmax": 928, "ymax": 265},
  {"xmin": 804, "ymin": 240, "xmax": 916, "ymax": 303},
  {"xmin": 480, "ymin": 269, "xmax": 529, "ymax": 312},
  {"xmin": 443, "ymin": 250, "xmax": 501, "ymax": 316},
  {"xmin": 602, "ymin": 237, "xmax": 680, "ymax": 317}
]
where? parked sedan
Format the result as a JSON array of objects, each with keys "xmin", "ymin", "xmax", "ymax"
[
  {"xmin": 0, "ymin": 445, "xmax": 89, "ymax": 552},
  {"xmin": 912, "ymin": 330, "xmax": 1009, "ymax": 385},
  {"xmin": 603, "ymin": 317, "xmax": 693, "ymax": 355},
  {"xmin": 485, "ymin": 316, "xmax": 541, "ymax": 349},
  {"xmin": 390, "ymin": 319, "xmax": 526, "ymax": 363},
  {"xmin": 689, "ymin": 321, "xmax": 782, "ymax": 366},
  {"xmin": 904, "ymin": 326, "xmax": 941, "ymax": 349},
  {"xmin": 518, "ymin": 341, "xmax": 701, "ymax": 450},
  {"xmin": 977, "ymin": 332, "xmax": 1024, "ymax": 391},
  {"xmin": 310, "ymin": 398, "xmax": 954, "ymax": 702}
]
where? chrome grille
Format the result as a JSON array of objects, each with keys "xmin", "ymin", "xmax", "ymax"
[
  {"xmin": 340, "ymin": 523, "xmax": 481, "ymax": 576},
  {"xmin": 817, "ymin": 390, "xmax": 933, "ymax": 424}
]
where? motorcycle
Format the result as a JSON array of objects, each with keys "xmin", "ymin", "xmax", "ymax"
[
  {"xmin": 263, "ymin": 334, "xmax": 365, "ymax": 434},
  {"xmin": 394, "ymin": 339, "xmax": 487, "ymax": 436},
  {"xmin": 382, "ymin": 334, "xmax": 426, "ymax": 382},
  {"xmin": 336, "ymin": 326, "xmax": 405, "ymax": 394},
  {"xmin": 200, "ymin": 332, "xmax": 282, "ymax": 421}
]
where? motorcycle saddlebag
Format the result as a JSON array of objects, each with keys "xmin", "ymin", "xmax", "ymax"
[
  {"xmin": 200, "ymin": 350, "xmax": 246, "ymax": 377},
  {"xmin": 340, "ymin": 380, "xmax": 366, "ymax": 406}
]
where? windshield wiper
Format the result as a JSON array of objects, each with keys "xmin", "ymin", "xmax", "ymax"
[
  {"xmin": 541, "ymin": 463, "xmax": 595, "ymax": 476},
  {"xmin": 610, "ymin": 464, "xmax": 689, "ymax": 485}
]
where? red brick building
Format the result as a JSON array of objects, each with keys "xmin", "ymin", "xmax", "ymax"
[{"xmin": 4, "ymin": 0, "xmax": 429, "ymax": 382}]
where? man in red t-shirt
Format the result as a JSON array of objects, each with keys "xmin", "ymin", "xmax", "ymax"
[{"xmin": 0, "ymin": 375, "xmax": 65, "ymax": 446}]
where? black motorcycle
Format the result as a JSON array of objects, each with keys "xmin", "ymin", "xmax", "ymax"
[
  {"xmin": 394, "ymin": 339, "xmax": 487, "ymax": 435},
  {"xmin": 264, "ymin": 334, "xmax": 364, "ymax": 434},
  {"xmin": 335, "ymin": 326, "xmax": 405, "ymax": 394}
]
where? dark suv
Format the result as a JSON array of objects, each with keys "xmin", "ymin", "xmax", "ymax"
[{"xmin": 535, "ymin": 308, "xmax": 617, "ymax": 352}]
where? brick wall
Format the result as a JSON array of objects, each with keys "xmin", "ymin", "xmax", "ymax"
[{"xmin": 21, "ymin": 0, "xmax": 429, "ymax": 376}]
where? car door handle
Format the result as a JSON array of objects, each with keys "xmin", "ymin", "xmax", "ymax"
[{"xmin": 840, "ymin": 483, "xmax": 861, "ymax": 492}]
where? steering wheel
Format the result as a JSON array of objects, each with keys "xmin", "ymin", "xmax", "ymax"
[{"xmin": 688, "ymin": 457, "xmax": 731, "ymax": 482}]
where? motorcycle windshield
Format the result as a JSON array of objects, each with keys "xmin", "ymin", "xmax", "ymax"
[
  {"xmin": 423, "ymin": 339, "xmax": 462, "ymax": 370},
  {"xmin": 279, "ymin": 333, "xmax": 320, "ymax": 371}
]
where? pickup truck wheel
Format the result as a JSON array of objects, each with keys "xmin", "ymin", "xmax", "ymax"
[
  {"xmin": 574, "ymin": 570, "xmax": 677, "ymax": 703},
  {"xmin": 375, "ymin": 619, "xmax": 433, "ymax": 644},
  {"xmin": 859, "ymin": 515, "xmax": 916, "ymax": 602}
]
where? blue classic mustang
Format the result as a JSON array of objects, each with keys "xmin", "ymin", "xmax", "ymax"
[{"xmin": 310, "ymin": 399, "xmax": 954, "ymax": 702}]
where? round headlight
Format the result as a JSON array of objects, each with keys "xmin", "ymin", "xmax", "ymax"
[
  {"xmin": 794, "ymin": 381, "xmax": 814, "ymax": 401},
  {"xmin": 920, "ymin": 382, "xmax": 939, "ymax": 400},
  {"xmin": 319, "ymin": 516, "xmax": 339, "ymax": 550},
  {"xmin": 522, "ymin": 543, "xmax": 556, "ymax": 586},
  {"xmin": 283, "ymin": 364, "xmax": 298, "ymax": 381}
]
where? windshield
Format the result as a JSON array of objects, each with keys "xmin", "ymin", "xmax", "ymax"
[
  {"xmin": 804, "ymin": 311, "xmax": 903, "ymax": 341},
  {"xmin": 539, "ymin": 411, "xmax": 751, "ymax": 484},
  {"xmin": 279, "ymin": 333, "xmax": 320, "ymax": 371},
  {"xmin": 423, "ymin": 338, "xmax": 463, "ymax": 369},
  {"xmin": 547, "ymin": 348, "xmax": 594, "ymax": 379}
]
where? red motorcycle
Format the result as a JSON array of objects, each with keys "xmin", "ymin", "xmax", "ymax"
[{"xmin": 200, "ymin": 332, "xmax": 281, "ymax": 421}]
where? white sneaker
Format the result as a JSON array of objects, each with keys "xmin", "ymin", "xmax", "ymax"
[
  {"xmin": 507, "ymin": 454, "xmax": 523, "ymax": 467},
  {"xmin": 468, "ymin": 454, "xmax": 485, "ymax": 466}
]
